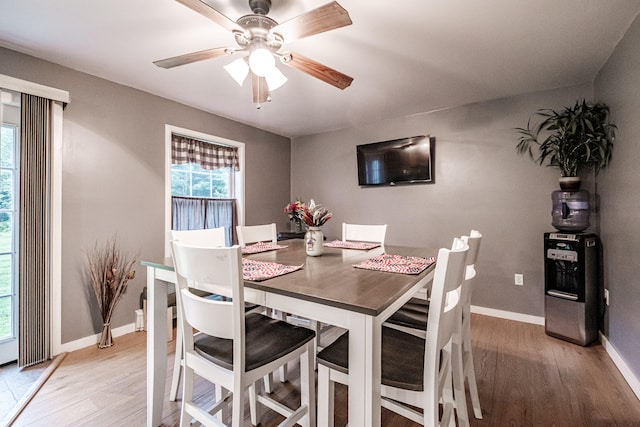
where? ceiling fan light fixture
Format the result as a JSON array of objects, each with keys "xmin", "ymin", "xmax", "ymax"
[
  {"xmin": 248, "ymin": 48, "xmax": 275, "ymax": 77},
  {"xmin": 224, "ymin": 57, "xmax": 250, "ymax": 86},
  {"xmin": 264, "ymin": 66, "xmax": 287, "ymax": 91}
]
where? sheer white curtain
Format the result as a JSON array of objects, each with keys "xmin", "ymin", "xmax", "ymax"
[{"xmin": 171, "ymin": 197, "xmax": 236, "ymax": 246}]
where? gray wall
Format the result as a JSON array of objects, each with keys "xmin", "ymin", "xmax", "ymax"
[
  {"xmin": 0, "ymin": 46, "xmax": 291, "ymax": 343},
  {"xmin": 291, "ymin": 83, "xmax": 593, "ymax": 318},
  {"xmin": 595, "ymin": 14, "xmax": 640, "ymax": 380}
]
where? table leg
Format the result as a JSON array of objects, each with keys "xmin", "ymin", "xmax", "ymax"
[
  {"xmin": 147, "ymin": 266, "xmax": 168, "ymax": 427},
  {"xmin": 348, "ymin": 313, "xmax": 381, "ymax": 427}
]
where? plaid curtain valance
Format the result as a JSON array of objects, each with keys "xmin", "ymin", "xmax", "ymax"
[{"xmin": 171, "ymin": 134, "xmax": 240, "ymax": 171}]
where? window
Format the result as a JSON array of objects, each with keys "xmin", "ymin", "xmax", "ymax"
[
  {"xmin": 164, "ymin": 125, "xmax": 245, "ymax": 254},
  {"xmin": 171, "ymin": 163, "xmax": 233, "ymax": 198}
]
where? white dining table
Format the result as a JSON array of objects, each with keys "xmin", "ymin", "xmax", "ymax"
[{"xmin": 142, "ymin": 239, "xmax": 435, "ymax": 427}]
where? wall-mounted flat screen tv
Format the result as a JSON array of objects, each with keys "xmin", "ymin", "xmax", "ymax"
[{"xmin": 357, "ymin": 135, "xmax": 435, "ymax": 186}]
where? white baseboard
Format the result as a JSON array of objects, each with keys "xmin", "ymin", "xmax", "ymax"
[
  {"xmin": 470, "ymin": 305, "xmax": 545, "ymax": 325},
  {"xmin": 599, "ymin": 332, "xmax": 640, "ymax": 401},
  {"xmin": 57, "ymin": 323, "xmax": 138, "ymax": 354}
]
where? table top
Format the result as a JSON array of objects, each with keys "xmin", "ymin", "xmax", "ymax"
[{"xmin": 142, "ymin": 239, "xmax": 436, "ymax": 317}]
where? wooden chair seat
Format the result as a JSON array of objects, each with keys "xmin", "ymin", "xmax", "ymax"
[
  {"xmin": 195, "ymin": 312, "xmax": 315, "ymax": 371},
  {"xmin": 386, "ymin": 297, "xmax": 430, "ymax": 331},
  {"xmin": 317, "ymin": 327, "xmax": 431, "ymax": 392}
]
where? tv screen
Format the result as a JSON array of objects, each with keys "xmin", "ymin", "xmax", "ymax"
[{"xmin": 357, "ymin": 135, "xmax": 435, "ymax": 186}]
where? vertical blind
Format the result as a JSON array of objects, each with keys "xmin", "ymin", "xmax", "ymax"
[{"xmin": 18, "ymin": 94, "xmax": 51, "ymax": 368}]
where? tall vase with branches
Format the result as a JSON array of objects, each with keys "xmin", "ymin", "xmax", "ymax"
[{"xmin": 87, "ymin": 237, "xmax": 137, "ymax": 348}]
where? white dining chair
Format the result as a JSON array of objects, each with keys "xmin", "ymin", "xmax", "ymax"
[
  {"xmin": 235, "ymin": 222, "xmax": 288, "ymax": 388},
  {"xmin": 457, "ymin": 230, "xmax": 483, "ymax": 420},
  {"xmin": 384, "ymin": 230, "xmax": 484, "ymax": 424},
  {"xmin": 316, "ymin": 237, "xmax": 469, "ymax": 426},
  {"xmin": 342, "ymin": 222, "xmax": 388, "ymax": 243},
  {"xmin": 171, "ymin": 242, "xmax": 316, "ymax": 427},
  {"xmin": 168, "ymin": 228, "xmax": 228, "ymax": 401},
  {"xmin": 143, "ymin": 227, "xmax": 228, "ymax": 338},
  {"xmin": 236, "ymin": 223, "xmax": 277, "ymax": 246}
]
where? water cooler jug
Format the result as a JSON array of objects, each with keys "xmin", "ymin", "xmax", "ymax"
[
  {"xmin": 551, "ymin": 190, "xmax": 590, "ymax": 232},
  {"xmin": 544, "ymin": 232, "xmax": 599, "ymax": 346}
]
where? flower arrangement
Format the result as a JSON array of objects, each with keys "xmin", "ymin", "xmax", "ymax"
[
  {"xmin": 284, "ymin": 199, "xmax": 305, "ymax": 223},
  {"xmin": 301, "ymin": 199, "xmax": 332, "ymax": 227},
  {"xmin": 87, "ymin": 236, "xmax": 138, "ymax": 348},
  {"xmin": 284, "ymin": 198, "xmax": 332, "ymax": 228}
]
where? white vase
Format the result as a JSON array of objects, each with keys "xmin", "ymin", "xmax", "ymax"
[{"xmin": 305, "ymin": 227, "xmax": 323, "ymax": 256}]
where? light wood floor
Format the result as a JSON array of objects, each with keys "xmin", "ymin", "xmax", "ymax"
[{"xmin": 11, "ymin": 314, "xmax": 640, "ymax": 426}]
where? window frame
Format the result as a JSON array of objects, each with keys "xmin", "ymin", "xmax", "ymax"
[{"xmin": 164, "ymin": 125, "xmax": 245, "ymax": 256}]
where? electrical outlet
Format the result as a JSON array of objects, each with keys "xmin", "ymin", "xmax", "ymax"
[
  {"xmin": 604, "ymin": 289, "xmax": 610, "ymax": 305},
  {"xmin": 514, "ymin": 273, "xmax": 524, "ymax": 286}
]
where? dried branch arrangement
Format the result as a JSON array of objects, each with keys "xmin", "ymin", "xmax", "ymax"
[{"xmin": 87, "ymin": 237, "xmax": 137, "ymax": 348}]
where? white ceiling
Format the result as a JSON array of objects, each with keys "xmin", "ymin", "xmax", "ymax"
[{"xmin": 1, "ymin": 0, "xmax": 639, "ymax": 138}]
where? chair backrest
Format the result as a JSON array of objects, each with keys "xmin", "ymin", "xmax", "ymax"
[
  {"xmin": 170, "ymin": 242, "xmax": 247, "ymax": 371},
  {"xmin": 170, "ymin": 227, "xmax": 226, "ymax": 247},
  {"xmin": 236, "ymin": 223, "xmax": 277, "ymax": 246},
  {"xmin": 423, "ymin": 237, "xmax": 468, "ymax": 412},
  {"xmin": 342, "ymin": 223, "xmax": 388, "ymax": 244},
  {"xmin": 460, "ymin": 230, "xmax": 483, "ymax": 307}
]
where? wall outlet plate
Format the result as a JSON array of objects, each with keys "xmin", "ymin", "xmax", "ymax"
[{"xmin": 515, "ymin": 273, "xmax": 524, "ymax": 286}]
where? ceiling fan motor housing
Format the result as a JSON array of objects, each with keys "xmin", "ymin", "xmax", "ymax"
[
  {"xmin": 249, "ymin": 0, "xmax": 271, "ymax": 15},
  {"xmin": 235, "ymin": 14, "xmax": 281, "ymax": 50}
]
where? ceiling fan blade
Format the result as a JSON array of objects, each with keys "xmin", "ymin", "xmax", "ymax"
[
  {"xmin": 272, "ymin": 1, "xmax": 352, "ymax": 43},
  {"xmin": 153, "ymin": 47, "xmax": 230, "ymax": 69},
  {"xmin": 175, "ymin": 0, "xmax": 245, "ymax": 34},
  {"xmin": 282, "ymin": 52, "xmax": 353, "ymax": 90},
  {"xmin": 251, "ymin": 74, "xmax": 270, "ymax": 107}
]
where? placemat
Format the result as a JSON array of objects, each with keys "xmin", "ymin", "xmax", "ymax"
[
  {"xmin": 324, "ymin": 240, "xmax": 381, "ymax": 250},
  {"xmin": 242, "ymin": 258, "xmax": 303, "ymax": 281},
  {"xmin": 241, "ymin": 242, "xmax": 288, "ymax": 254},
  {"xmin": 353, "ymin": 254, "xmax": 436, "ymax": 275}
]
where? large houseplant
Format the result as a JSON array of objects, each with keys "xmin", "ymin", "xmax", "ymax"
[{"xmin": 516, "ymin": 99, "xmax": 616, "ymax": 189}]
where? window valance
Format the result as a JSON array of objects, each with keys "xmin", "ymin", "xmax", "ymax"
[{"xmin": 171, "ymin": 134, "xmax": 239, "ymax": 171}]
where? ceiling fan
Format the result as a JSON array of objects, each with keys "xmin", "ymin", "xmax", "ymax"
[{"xmin": 154, "ymin": 0, "xmax": 354, "ymax": 107}]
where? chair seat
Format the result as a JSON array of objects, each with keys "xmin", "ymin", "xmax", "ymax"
[
  {"xmin": 195, "ymin": 312, "xmax": 315, "ymax": 372},
  {"xmin": 386, "ymin": 297, "xmax": 430, "ymax": 330},
  {"xmin": 316, "ymin": 327, "xmax": 428, "ymax": 392}
]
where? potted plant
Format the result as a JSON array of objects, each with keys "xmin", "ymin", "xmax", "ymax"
[{"xmin": 516, "ymin": 99, "xmax": 616, "ymax": 190}]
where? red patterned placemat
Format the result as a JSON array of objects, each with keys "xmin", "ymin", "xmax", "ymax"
[
  {"xmin": 241, "ymin": 242, "xmax": 288, "ymax": 254},
  {"xmin": 242, "ymin": 258, "xmax": 303, "ymax": 281},
  {"xmin": 324, "ymin": 240, "xmax": 381, "ymax": 250},
  {"xmin": 353, "ymin": 254, "xmax": 436, "ymax": 275}
]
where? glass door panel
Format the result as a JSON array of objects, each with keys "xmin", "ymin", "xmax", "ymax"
[{"xmin": 0, "ymin": 88, "xmax": 19, "ymax": 365}]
